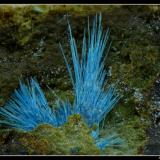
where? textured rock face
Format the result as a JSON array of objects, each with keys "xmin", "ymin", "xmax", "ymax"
[
  {"xmin": 143, "ymin": 79, "xmax": 160, "ymax": 155},
  {"xmin": 0, "ymin": 5, "xmax": 159, "ymax": 107},
  {"xmin": 0, "ymin": 5, "xmax": 160, "ymax": 155},
  {"xmin": 0, "ymin": 115, "xmax": 100, "ymax": 155}
]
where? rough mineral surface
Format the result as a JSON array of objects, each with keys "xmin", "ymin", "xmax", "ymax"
[
  {"xmin": 0, "ymin": 5, "xmax": 160, "ymax": 155},
  {"xmin": 0, "ymin": 115, "xmax": 100, "ymax": 155}
]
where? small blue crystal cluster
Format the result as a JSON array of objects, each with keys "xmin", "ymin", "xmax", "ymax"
[{"xmin": 0, "ymin": 14, "xmax": 122, "ymax": 150}]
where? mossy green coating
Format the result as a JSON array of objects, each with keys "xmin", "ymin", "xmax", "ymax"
[
  {"xmin": 0, "ymin": 115, "xmax": 100, "ymax": 155},
  {"xmin": 104, "ymin": 116, "xmax": 149, "ymax": 155},
  {"xmin": 0, "ymin": 5, "xmax": 160, "ymax": 155},
  {"xmin": 102, "ymin": 102, "xmax": 150, "ymax": 155}
]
